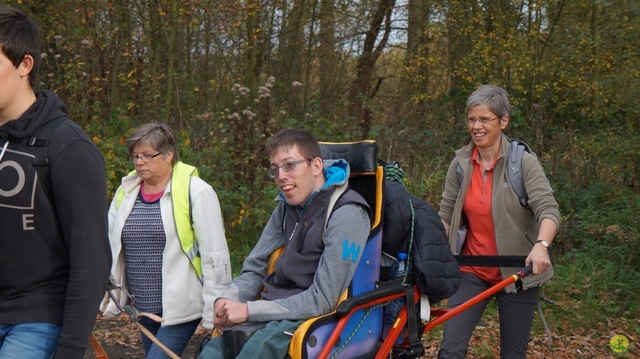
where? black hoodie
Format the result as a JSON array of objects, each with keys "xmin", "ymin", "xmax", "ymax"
[{"xmin": 0, "ymin": 91, "xmax": 111, "ymax": 358}]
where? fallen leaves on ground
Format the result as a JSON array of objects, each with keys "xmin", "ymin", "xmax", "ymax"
[
  {"xmin": 422, "ymin": 313, "xmax": 638, "ymax": 358},
  {"xmin": 86, "ymin": 313, "xmax": 638, "ymax": 358}
]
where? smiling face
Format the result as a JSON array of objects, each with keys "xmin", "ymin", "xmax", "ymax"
[
  {"xmin": 467, "ymin": 104, "xmax": 509, "ymax": 150},
  {"xmin": 270, "ymin": 144, "xmax": 324, "ymax": 207}
]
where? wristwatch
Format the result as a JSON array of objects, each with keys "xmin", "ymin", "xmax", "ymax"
[{"xmin": 536, "ymin": 240, "xmax": 550, "ymax": 249}]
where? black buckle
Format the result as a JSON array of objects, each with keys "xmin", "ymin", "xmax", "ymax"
[
  {"xmin": 515, "ymin": 277, "xmax": 524, "ymax": 292},
  {"xmin": 404, "ymin": 286, "xmax": 425, "ymax": 357}
]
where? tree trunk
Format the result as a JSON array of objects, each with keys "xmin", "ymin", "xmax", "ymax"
[
  {"xmin": 317, "ymin": 0, "xmax": 337, "ymax": 115},
  {"xmin": 348, "ymin": 0, "xmax": 396, "ymax": 139}
]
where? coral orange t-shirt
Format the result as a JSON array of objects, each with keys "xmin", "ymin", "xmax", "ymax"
[{"xmin": 460, "ymin": 148, "xmax": 502, "ymax": 284}]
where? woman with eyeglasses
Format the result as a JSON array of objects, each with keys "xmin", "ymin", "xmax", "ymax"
[
  {"xmin": 103, "ymin": 123, "xmax": 232, "ymax": 358},
  {"xmin": 438, "ymin": 85, "xmax": 560, "ymax": 358}
]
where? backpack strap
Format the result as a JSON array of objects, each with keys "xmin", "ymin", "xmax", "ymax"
[
  {"xmin": 506, "ymin": 139, "xmax": 533, "ymax": 207},
  {"xmin": 405, "ymin": 284, "xmax": 425, "ymax": 357},
  {"xmin": 322, "ymin": 182, "xmax": 348, "ymax": 244},
  {"xmin": 34, "ymin": 118, "xmax": 67, "ymax": 203},
  {"xmin": 2, "ymin": 117, "xmax": 68, "ymax": 202},
  {"xmin": 456, "ymin": 163, "xmax": 464, "ymax": 189}
]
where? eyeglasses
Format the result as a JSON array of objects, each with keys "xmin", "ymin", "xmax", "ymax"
[
  {"xmin": 268, "ymin": 159, "xmax": 312, "ymax": 178},
  {"xmin": 465, "ymin": 116, "xmax": 501, "ymax": 125},
  {"xmin": 130, "ymin": 152, "xmax": 162, "ymax": 163}
]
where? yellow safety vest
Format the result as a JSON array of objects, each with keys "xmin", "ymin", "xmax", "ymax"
[{"xmin": 115, "ymin": 161, "xmax": 203, "ymax": 282}]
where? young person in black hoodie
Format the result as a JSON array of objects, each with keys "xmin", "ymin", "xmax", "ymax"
[{"xmin": 0, "ymin": 7, "xmax": 112, "ymax": 359}]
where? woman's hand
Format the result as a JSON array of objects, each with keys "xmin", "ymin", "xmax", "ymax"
[
  {"xmin": 526, "ymin": 218, "xmax": 558, "ymax": 275},
  {"xmin": 525, "ymin": 244, "xmax": 551, "ymax": 275}
]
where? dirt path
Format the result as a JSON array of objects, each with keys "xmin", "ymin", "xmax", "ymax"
[
  {"xmin": 86, "ymin": 314, "xmax": 636, "ymax": 358},
  {"xmin": 85, "ymin": 315, "xmax": 208, "ymax": 359}
]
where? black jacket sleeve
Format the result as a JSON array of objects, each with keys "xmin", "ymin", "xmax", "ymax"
[
  {"xmin": 49, "ymin": 121, "xmax": 112, "ymax": 358},
  {"xmin": 410, "ymin": 195, "xmax": 461, "ymax": 303}
]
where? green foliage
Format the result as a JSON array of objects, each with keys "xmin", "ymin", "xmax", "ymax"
[
  {"xmin": 547, "ymin": 131, "xmax": 639, "ymax": 258},
  {"xmin": 93, "ymin": 133, "xmax": 131, "ymax": 201},
  {"xmin": 551, "ymin": 234, "xmax": 640, "ymax": 329}
]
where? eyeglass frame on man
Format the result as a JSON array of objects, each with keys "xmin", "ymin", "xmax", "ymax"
[
  {"xmin": 130, "ymin": 152, "xmax": 163, "ymax": 163},
  {"xmin": 268, "ymin": 159, "xmax": 312, "ymax": 178},
  {"xmin": 465, "ymin": 116, "xmax": 502, "ymax": 125}
]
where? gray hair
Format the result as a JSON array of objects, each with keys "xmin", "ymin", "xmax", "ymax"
[
  {"xmin": 466, "ymin": 85, "xmax": 511, "ymax": 117},
  {"xmin": 127, "ymin": 123, "xmax": 180, "ymax": 165}
]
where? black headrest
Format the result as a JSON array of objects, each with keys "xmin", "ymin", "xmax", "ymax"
[{"xmin": 320, "ymin": 141, "xmax": 378, "ymax": 173}]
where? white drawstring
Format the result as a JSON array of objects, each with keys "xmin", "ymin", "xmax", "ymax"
[{"xmin": 0, "ymin": 141, "xmax": 8, "ymax": 162}]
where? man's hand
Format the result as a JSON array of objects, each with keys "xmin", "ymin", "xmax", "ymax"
[
  {"xmin": 213, "ymin": 298, "xmax": 249, "ymax": 330},
  {"xmin": 525, "ymin": 243, "xmax": 551, "ymax": 275}
]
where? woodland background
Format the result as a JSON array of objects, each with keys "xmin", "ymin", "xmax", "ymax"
[{"xmin": 8, "ymin": 0, "xmax": 639, "ymax": 356}]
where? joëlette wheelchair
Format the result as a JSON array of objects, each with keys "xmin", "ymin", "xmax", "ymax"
[
  {"xmin": 90, "ymin": 140, "xmax": 533, "ymax": 359},
  {"xmin": 282, "ymin": 140, "xmax": 533, "ymax": 359}
]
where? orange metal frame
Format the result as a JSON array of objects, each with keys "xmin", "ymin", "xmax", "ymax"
[{"xmin": 316, "ymin": 267, "xmax": 532, "ymax": 359}]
